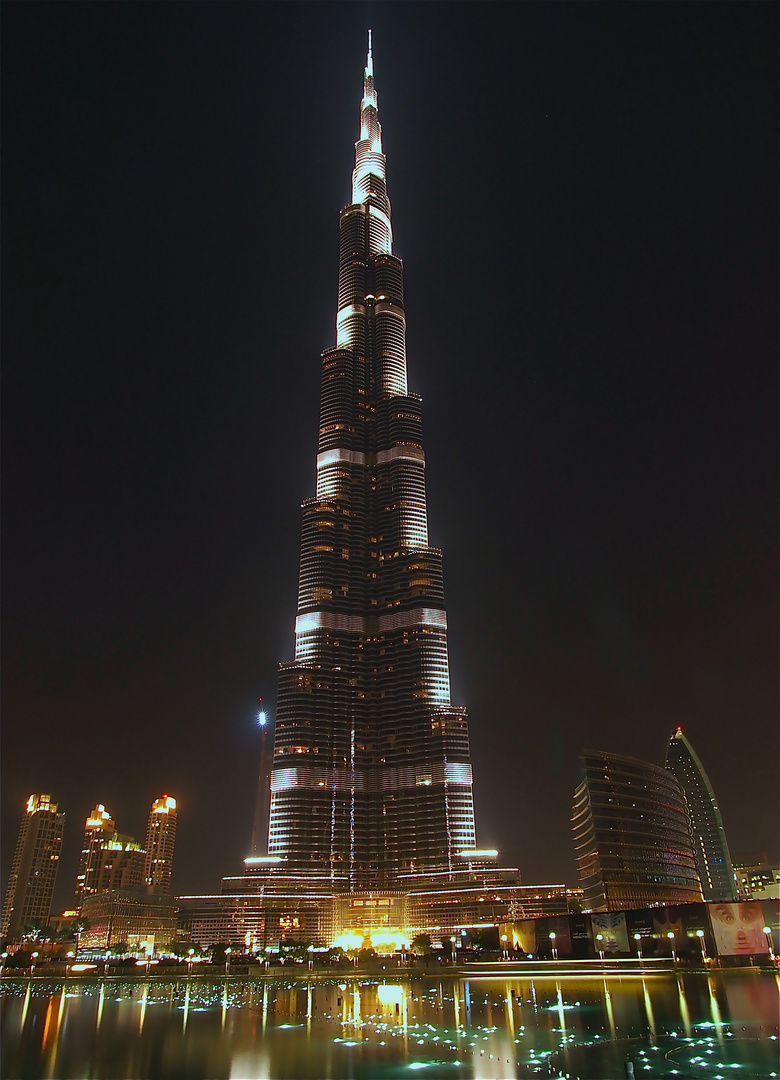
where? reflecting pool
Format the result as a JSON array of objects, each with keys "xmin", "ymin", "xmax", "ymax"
[{"xmin": 2, "ymin": 970, "xmax": 778, "ymax": 1079}]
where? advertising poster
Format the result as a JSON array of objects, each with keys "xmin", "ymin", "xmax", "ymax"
[
  {"xmin": 514, "ymin": 919, "xmax": 537, "ymax": 956},
  {"xmin": 708, "ymin": 901, "xmax": 768, "ymax": 956},
  {"xmin": 590, "ymin": 911, "xmax": 629, "ymax": 954}
]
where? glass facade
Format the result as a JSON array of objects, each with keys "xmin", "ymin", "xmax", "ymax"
[
  {"xmin": 665, "ymin": 727, "xmax": 738, "ymax": 902},
  {"xmin": 268, "ymin": 37, "xmax": 477, "ymax": 888},
  {"xmin": 572, "ymin": 750, "xmax": 703, "ymax": 912}
]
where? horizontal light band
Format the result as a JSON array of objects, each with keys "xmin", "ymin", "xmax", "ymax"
[
  {"xmin": 317, "ymin": 448, "xmax": 367, "ymax": 469},
  {"xmin": 270, "ymin": 762, "xmax": 472, "ymax": 794},
  {"xmin": 376, "ymin": 445, "xmax": 425, "ymax": 465},
  {"xmin": 457, "ymin": 849, "xmax": 499, "ymax": 860},
  {"xmin": 295, "ymin": 607, "xmax": 447, "ymax": 637}
]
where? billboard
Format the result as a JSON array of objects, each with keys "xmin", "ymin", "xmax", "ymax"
[
  {"xmin": 708, "ymin": 901, "xmax": 768, "ymax": 956},
  {"xmin": 590, "ymin": 911, "xmax": 629, "ymax": 954}
]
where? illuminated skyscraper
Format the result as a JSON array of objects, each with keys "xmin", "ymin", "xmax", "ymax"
[
  {"xmin": 144, "ymin": 795, "xmax": 178, "ymax": 894},
  {"xmin": 268, "ymin": 35, "xmax": 477, "ymax": 888},
  {"xmin": 1, "ymin": 793, "xmax": 65, "ymax": 938},
  {"xmin": 572, "ymin": 750, "xmax": 703, "ymax": 911},
  {"xmin": 74, "ymin": 802, "xmax": 116, "ymax": 908},
  {"xmin": 664, "ymin": 727, "xmax": 737, "ymax": 902}
]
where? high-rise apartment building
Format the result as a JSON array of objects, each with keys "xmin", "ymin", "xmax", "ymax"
[
  {"xmin": 664, "ymin": 727, "xmax": 737, "ymax": 902},
  {"xmin": 572, "ymin": 750, "xmax": 703, "ymax": 911},
  {"xmin": 267, "ymin": 35, "xmax": 477, "ymax": 888},
  {"xmin": 74, "ymin": 803, "xmax": 116, "ymax": 908},
  {"xmin": 144, "ymin": 795, "xmax": 178, "ymax": 894},
  {"xmin": 1, "ymin": 793, "xmax": 65, "ymax": 938}
]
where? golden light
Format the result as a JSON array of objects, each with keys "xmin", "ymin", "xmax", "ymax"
[{"xmin": 377, "ymin": 984, "xmax": 405, "ymax": 1006}]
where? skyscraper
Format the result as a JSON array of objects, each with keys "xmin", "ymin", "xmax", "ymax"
[
  {"xmin": 144, "ymin": 795, "xmax": 178, "ymax": 894},
  {"xmin": 572, "ymin": 750, "xmax": 703, "ymax": 911},
  {"xmin": 664, "ymin": 727, "xmax": 737, "ymax": 902},
  {"xmin": 1, "ymin": 793, "xmax": 65, "ymax": 939},
  {"xmin": 267, "ymin": 34, "xmax": 477, "ymax": 888},
  {"xmin": 74, "ymin": 802, "xmax": 116, "ymax": 908}
]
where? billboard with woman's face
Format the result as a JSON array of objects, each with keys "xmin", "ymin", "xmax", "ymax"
[{"xmin": 708, "ymin": 902, "xmax": 768, "ymax": 956}]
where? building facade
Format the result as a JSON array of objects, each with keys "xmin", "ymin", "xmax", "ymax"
[
  {"xmin": 664, "ymin": 727, "xmax": 738, "ymax": 902},
  {"xmin": 79, "ymin": 889, "xmax": 178, "ymax": 954},
  {"xmin": 144, "ymin": 795, "xmax": 178, "ymax": 894},
  {"xmin": 267, "ymin": 35, "xmax": 477, "ymax": 888},
  {"xmin": 74, "ymin": 803, "xmax": 116, "ymax": 908},
  {"xmin": 572, "ymin": 750, "xmax": 703, "ymax": 911},
  {"xmin": 1, "ymin": 793, "xmax": 65, "ymax": 939}
]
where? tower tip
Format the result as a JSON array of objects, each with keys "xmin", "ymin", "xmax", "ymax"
[{"xmin": 366, "ymin": 29, "xmax": 373, "ymax": 77}]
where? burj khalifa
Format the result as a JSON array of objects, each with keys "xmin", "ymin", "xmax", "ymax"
[{"xmin": 267, "ymin": 34, "xmax": 479, "ymax": 889}]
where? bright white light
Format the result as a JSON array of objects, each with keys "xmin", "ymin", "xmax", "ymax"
[{"xmin": 257, "ymin": 712, "xmax": 267, "ymax": 726}]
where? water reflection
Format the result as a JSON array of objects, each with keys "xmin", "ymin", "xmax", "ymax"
[{"xmin": 1, "ymin": 971, "xmax": 778, "ymax": 1079}]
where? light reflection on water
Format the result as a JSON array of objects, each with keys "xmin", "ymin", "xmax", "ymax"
[{"xmin": 1, "ymin": 971, "xmax": 778, "ymax": 1079}]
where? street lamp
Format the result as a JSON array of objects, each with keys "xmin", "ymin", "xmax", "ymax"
[
  {"xmin": 762, "ymin": 926, "xmax": 776, "ymax": 962},
  {"xmin": 596, "ymin": 934, "xmax": 604, "ymax": 962},
  {"xmin": 501, "ymin": 934, "xmax": 508, "ymax": 961},
  {"xmin": 307, "ymin": 945, "xmax": 315, "ymax": 971},
  {"xmin": 30, "ymin": 952, "xmax": 39, "ymax": 978},
  {"xmin": 667, "ymin": 930, "xmax": 677, "ymax": 964},
  {"xmin": 449, "ymin": 936, "xmax": 457, "ymax": 963},
  {"xmin": 187, "ymin": 948, "xmax": 195, "ymax": 977},
  {"xmin": 633, "ymin": 933, "xmax": 643, "ymax": 962},
  {"xmin": 549, "ymin": 932, "xmax": 558, "ymax": 960},
  {"xmin": 695, "ymin": 929, "xmax": 708, "ymax": 963},
  {"xmin": 224, "ymin": 947, "xmax": 232, "ymax": 976}
]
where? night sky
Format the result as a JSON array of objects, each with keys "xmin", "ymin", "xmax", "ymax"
[{"xmin": 3, "ymin": 2, "xmax": 777, "ymax": 911}]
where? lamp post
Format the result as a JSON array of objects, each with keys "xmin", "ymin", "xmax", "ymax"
[
  {"xmin": 30, "ymin": 952, "xmax": 39, "ymax": 978},
  {"xmin": 549, "ymin": 932, "xmax": 558, "ymax": 960},
  {"xmin": 633, "ymin": 933, "xmax": 643, "ymax": 962},
  {"xmin": 667, "ymin": 930, "xmax": 677, "ymax": 964},
  {"xmin": 695, "ymin": 929, "xmax": 708, "ymax": 963},
  {"xmin": 450, "ymin": 936, "xmax": 457, "ymax": 964},
  {"xmin": 308, "ymin": 945, "xmax": 315, "ymax": 971},
  {"xmin": 187, "ymin": 948, "xmax": 195, "ymax": 977},
  {"xmin": 224, "ymin": 947, "xmax": 231, "ymax": 976},
  {"xmin": 762, "ymin": 926, "xmax": 776, "ymax": 963},
  {"xmin": 1, "ymin": 952, "xmax": 8, "ymax": 978},
  {"xmin": 501, "ymin": 934, "xmax": 508, "ymax": 961},
  {"xmin": 596, "ymin": 934, "xmax": 604, "ymax": 963}
]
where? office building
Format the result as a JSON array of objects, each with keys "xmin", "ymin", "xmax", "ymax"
[
  {"xmin": 144, "ymin": 795, "xmax": 178, "ymax": 894},
  {"xmin": 664, "ymin": 727, "xmax": 738, "ymax": 902},
  {"xmin": 572, "ymin": 750, "xmax": 703, "ymax": 911},
  {"xmin": 1, "ymin": 793, "xmax": 65, "ymax": 939}
]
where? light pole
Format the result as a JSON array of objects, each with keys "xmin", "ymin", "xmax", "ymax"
[
  {"xmin": 549, "ymin": 932, "xmax": 558, "ymax": 960},
  {"xmin": 762, "ymin": 926, "xmax": 776, "ymax": 963},
  {"xmin": 224, "ymin": 947, "xmax": 232, "ymax": 976},
  {"xmin": 667, "ymin": 930, "xmax": 677, "ymax": 964},
  {"xmin": 308, "ymin": 945, "xmax": 315, "ymax": 971},
  {"xmin": 187, "ymin": 948, "xmax": 195, "ymax": 977},
  {"xmin": 695, "ymin": 929, "xmax": 708, "ymax": 963},
  {"xmin": 633, "ymin": 933, "xmax": 643, "ymax": 962},
  {"xmin": 450, "ymin": 936, "xmax": 457, "ymax": 963},
  {"xmin": 596, "ymin": 934, "xmax": 604, "ymax": 962},
  {"xmin": 501, "ymin": 934, "xmax": 508, "ymax": 961},
  {"xmin": 30, "ymin": 952, "xmax": 39, "ymax": 978}
]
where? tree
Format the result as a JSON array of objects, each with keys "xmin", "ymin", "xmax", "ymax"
[{"xmin": 410, "ymin": 934, "xmax": 433, "ymax": 957}]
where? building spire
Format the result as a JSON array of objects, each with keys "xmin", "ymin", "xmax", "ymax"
[{"xmin": 366, "ymin": 29, "xmax": 373, "ymax": 77}]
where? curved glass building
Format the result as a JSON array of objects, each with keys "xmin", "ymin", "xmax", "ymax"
[
  {"xmin": 572, "ymin": 750, "xmax": 703, "ymax": 911},
  {"xmin": 664, "ymin": 727, "xmax": 737, "ymax": 902},
  {"xmin": 267, "ymin": 36, "xmax": 477, "ymax": 888}
]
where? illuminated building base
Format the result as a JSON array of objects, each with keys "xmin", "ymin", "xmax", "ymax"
[{"xmin": 176, "ymin": 864, "xmax": 578, "ymax": 951}]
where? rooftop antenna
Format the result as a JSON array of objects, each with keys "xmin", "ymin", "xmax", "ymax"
[{"xmin": 366, "ymin": 29, "xmax": 373, "ymax": 77}]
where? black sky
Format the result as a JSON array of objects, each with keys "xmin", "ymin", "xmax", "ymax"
[{"xmin": 2, "ymin": 2, "xmax": 777, "ymax": 910}]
